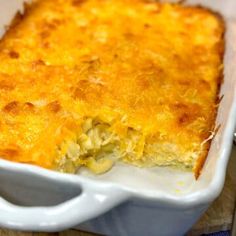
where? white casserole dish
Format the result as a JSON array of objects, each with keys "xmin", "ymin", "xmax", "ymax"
[{"xmin": 0, "ymin": 1, "xmax": 235, "ymax": 235}]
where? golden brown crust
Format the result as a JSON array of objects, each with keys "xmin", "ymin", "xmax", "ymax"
[{"xmin": 0, "ymin": 0, "xmax": 224, "ymax": 176}]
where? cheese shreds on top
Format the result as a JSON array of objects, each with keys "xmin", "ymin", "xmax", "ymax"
[{"xmin": 0, "ymin": 0, "xmax": 224, "ymax": 177}]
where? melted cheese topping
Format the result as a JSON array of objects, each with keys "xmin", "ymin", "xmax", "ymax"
[{"xmin": 0, "ymin": 0, "xmax": 224, "ymax": 176}]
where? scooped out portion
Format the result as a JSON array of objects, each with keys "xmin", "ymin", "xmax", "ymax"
[
  {"xmin": 55, "ymin": 117, "xmax": 201, "ymax": 174},
  {"xmin": 0, "ymin": 0, "xmax": 224, "ymax": 178}
]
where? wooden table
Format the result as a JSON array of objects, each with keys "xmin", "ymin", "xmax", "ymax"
[{"xmin": 0, "ymin": 147, "xmax": 235, "ymax": 236}]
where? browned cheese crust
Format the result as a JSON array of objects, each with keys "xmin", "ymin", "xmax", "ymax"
[{"xmin": 0, "ymin": 0, "xmax": 224, "ymax": 177}]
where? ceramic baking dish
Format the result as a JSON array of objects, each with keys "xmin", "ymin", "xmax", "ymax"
[{"xmin": 0, "ymin": 1, "xmax": 235, "ymax": 236}]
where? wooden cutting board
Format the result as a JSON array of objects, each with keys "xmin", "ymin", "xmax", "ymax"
[{"xmin": 0, "ymin": 147, "xmax": 235, "ymax": 236}]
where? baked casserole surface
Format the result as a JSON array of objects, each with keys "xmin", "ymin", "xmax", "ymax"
[{"xmin": 0, "ymin": 0, "xmax": 224, "ymax": 177}]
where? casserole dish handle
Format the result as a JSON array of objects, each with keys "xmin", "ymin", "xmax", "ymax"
[{"xmin": 0, "ymin": 176, "xmax": 129, "ymax": 232}]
